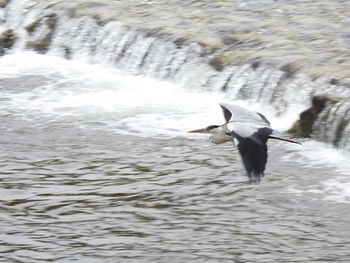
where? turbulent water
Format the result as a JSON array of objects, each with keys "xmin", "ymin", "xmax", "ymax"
[
  {"xmin": 1, "ymin": 0, "xmax": 348, "ymax": 148},
  {"xmin": 0, "ymin": 52, "xmax": 350, "ymax": 262},
  {"xmin": 1, "ymin": 0, "xmax": 350, "ymax": 262}
]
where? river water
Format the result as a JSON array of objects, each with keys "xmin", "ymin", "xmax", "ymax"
[{"xmin": 0, "ymin": 52, "xmax": 349, "ymax": 262}]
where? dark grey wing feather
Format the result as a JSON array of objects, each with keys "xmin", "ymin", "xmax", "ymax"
[
  {"xmin": 232, "ymin": 127, "xmax": 272, "ymax": 182},
  {"xmin": 222, "ymin": 107, "xmax": 232, "ymax": 123},
  {"xmin": 256, "ymin": 112, "xmax": 270, "ymax": 125}
]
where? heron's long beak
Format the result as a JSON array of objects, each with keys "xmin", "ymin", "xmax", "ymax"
[{"xmin": 188, "ymin": 128, "xmax": 209, "ymax": 133}]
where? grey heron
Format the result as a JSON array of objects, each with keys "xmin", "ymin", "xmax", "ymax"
[{"xmin": 189, "ymin": 103, "xmax": 301, "ymax": 182}]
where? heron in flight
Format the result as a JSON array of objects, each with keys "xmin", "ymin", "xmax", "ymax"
[{"xmin": 189, "ymin": 103, "xmax": 301, "ymax": 182}]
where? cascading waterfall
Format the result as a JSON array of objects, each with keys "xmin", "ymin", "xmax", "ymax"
[
  {"xmin": 48, "ymin": 15, "xmax": 205, "ymax": 79},
  {"xmin": 1, "ymin": 0, "xmax": 350, "ymax": 149},
  {"xmin": 313, "ymin": 99, "xmax": 350, "ymax": 150}
]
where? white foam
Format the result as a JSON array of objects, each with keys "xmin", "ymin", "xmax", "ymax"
[
  {"xmin": 322, "ymin": 178, "xmax": 350, "ymax": 203},
  {"xmin": 282, "ymin": 140, "xmax": 350, "ymax": 175},
  {"xmin": 0, "ymin": 52, "xmax": 304, "ymax": 137},
  {"xmin": 0, "ymin": 52, "xmax": 225, "ymax": 137},
  {"xmin": 1, "ymin": 51, "xmax": 349, "ymax": 203},
  {"xmin": 282, "ymin": 140, "xmax": 350, "ymax": 203}
]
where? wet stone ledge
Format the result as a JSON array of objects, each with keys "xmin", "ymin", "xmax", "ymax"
[{"xmin": 27, "ymin": 0, "xmax": 350, "ymax": 86}]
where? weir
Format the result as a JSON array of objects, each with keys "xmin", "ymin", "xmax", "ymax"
[{"xmin": 0, "ymin": 0, "xmax": 349, "ymax": 149}]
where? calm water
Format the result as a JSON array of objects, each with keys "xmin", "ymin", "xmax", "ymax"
[{"xmin": 0, "ymin": 53, "xmax": 350, "ymax": 262}]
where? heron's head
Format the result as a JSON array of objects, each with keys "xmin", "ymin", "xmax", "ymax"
[
  {"xmin": 189, "ymin": 125, "xmax": 233, "ymax": 144},
  {"xmin": 188, "ymin": 125, "xmax": 221, "ymax": 134}
]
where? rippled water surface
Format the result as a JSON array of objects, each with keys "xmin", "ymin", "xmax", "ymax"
[{"xmin": 0, "ymin": 53, "xmax": 350, "ymax": 262}]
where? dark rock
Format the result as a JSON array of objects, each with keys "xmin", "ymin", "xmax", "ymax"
[
  {"xmin": 26, "ymin": 13, "xmax": 57, "ymax": 33},
  {"xmin": 45, "ymin": 13, "xmax": 57, "ymax": 30},
  {"xmin": 222, "ymin": 35, "xmax": 240, "ymax": 46},
  {"xmin": 251, "ymin": 61, "xmax": 260, "ymax": 70},
  {"xmin": 26, "ymin": 38, "xmax": 51, "ymax": 54},
  {"xmin": 25, "ymin": 14, "xmax": 58, "ymax": 54},
  {"xmin": 0, "ymin": 0, "xmax": 9, "ymax": 8},
  {"xmin": 0, "ymin": 29, "xmax": 16, "ymax": 55},
  {"xmin": 280, "ymin": 63, "xmax": 298, "ymax": 78},
  {"xmin": 208, "ymin": 56, "xmax": 224, "ymax": 71},
  {"xmin": 173, "ymin": 37, "xmax": 188, "ymax": 49},
  {"xmin": 329, "ymin": 78, "xmax": 339, "ymax": 85},
  {"xmin": 288, "ymin": 94, "xmax": 344, "ymax": 137},
  {"xmin": 63, "ymin": 46, "xmax": 72, "ymax": 60}
]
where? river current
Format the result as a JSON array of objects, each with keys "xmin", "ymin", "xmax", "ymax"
[{"xmin": 0, "ymin": 52, "xmax": 350, "ymax": 262}]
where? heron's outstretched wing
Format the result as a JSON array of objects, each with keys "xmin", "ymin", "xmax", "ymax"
[
  {"xmin": 220, "ymin": 103, "xmax": 270, "ymax": 126},
  {"xmin": 232, "ymin": 127, "xmax": 272, "ymax": 182},
  {"xmin": 256, "ymin": 112, "xmax": 270, "ymax": 125}
]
